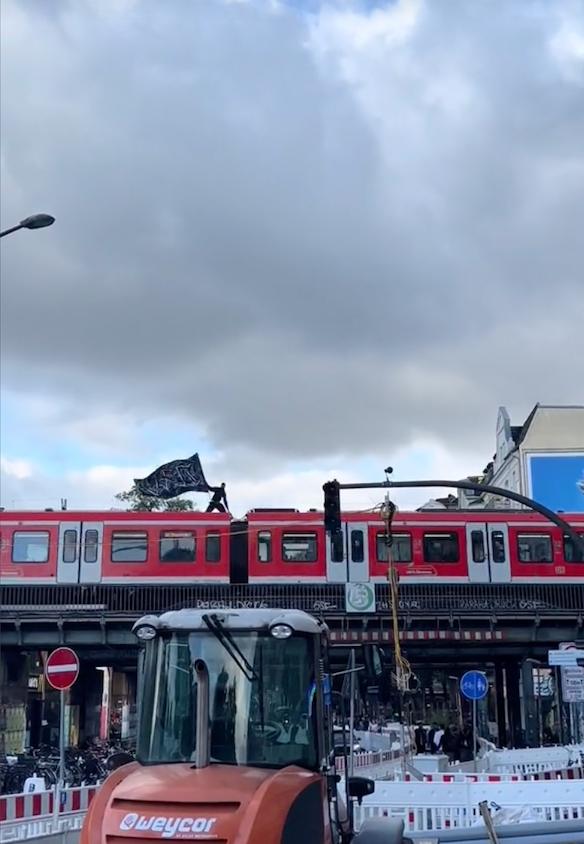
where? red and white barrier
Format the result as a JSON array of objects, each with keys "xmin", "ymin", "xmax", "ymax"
[
  {"xmin": 335, "ymin": 743, "xmax": 416, "ymax": 780},
  {"xmin": 335, "ymin": 748, "xmax": 403, "ymax": 773},
  {"xmin": 527, "ymin": 766, "xmax": 584, "ymax": 780},
  {"xmin": 354, "ymin": 778, "xmax": 584, "ymax": 832},
  {"xmin": 419, "ymin": 773, "xmax": 521, "ymax": 783},
  {"xmin": 0, "ymin": 785, "xmax": 99, "ymax": 823}
]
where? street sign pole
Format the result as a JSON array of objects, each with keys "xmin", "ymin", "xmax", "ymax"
[
  {"xmin": 472, "ymin": 698, "xmax": 477, "ymax": 773},
  {"xmin": 45, "ymin": 647, "xmax": 80, "ymax": 790},
  {"xmin": 460, "ymin": 671, "xmax": 488, "ymax": 774},
  {"xmin": 59, "ymin": 689, "xmax": 65, "ymax": 787}
]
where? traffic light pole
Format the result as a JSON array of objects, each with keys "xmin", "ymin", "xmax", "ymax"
[
  {"xmin": 324, "ymin": 477, "xmax": 584, "ymax": 557},
  {"xmin": 323, "ymin": 475, "xmax": 584, "ymax": 746}
]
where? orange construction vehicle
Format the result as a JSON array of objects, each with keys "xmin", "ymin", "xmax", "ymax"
[{"xmin": 80, "ymin": 608, "xmax": 412, "ymax": 844}]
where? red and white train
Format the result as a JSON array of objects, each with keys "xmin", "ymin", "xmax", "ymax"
[{"xmin": 1, "ymin": 507, "xmax": 583, "ymax": 586}]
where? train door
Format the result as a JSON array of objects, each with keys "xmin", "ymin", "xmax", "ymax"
[
  {"xmin": 346, "ymin": 522, "xmax": 369, "ymax": 583},
  {"xmin": 326, "ymin": 528, "xmax": 346, "ymax": 582},
  {"xmin": 466, "ymin": 525, "xmax": 490, "ymax": 583},
  {"xmin": 487, "ymin": 524, "xmax": 511, "ymax": 583},
  {"xmin": 466, "ymin": 523, "xmax": 511, "ymax": 583},
  {"xmin": 326, "ymin": 522, "xmax": 370, "ymax": 583},
  {"xmin": 57, "ymin": 522, "xmax": 103, "ymax": 584}
]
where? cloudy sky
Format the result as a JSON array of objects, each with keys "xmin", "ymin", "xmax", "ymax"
[{"xmin": 1, "ymin": 0, "xmax": 583, "ymax": 517}]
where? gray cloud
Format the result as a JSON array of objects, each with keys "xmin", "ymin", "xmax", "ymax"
[{"xmin": 1, "ymin": 0, "xmax": 583, "ymax": 462}]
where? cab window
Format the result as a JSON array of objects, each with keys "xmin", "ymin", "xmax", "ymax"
[
  {"xmin": 160, "ymin": 531, "xmax": 196, "ymax": 563},
  {"xmin": 282, "ymin": 533, "xmax": 318, "ymax": 563},
  {"xmin": 258, "ymin": 531, "xmax": 272, "ymax": 563},
  {"xmin": 563, "ymin": 533, "xmax": 584, "ymax": 563},
  {"xmin": 12, "ymin": 531, "xmax": 50, "ymax": 563},
  {"xmin": 111, "ymin": 531, "xmax": 148, "ymax": 562},
  {"xmin": 423, "ymin": 532, "xmax": 459, "ymax": 563},
  {"xmin": 376, "ymin": 532, "xmax": 412, "ymax": 563},
  {"xmin": 206, "ymin": 532, "xmax": 221, "ymax": 563},
  {"xmin": 517, "ymin": 533, "xmax": 553, "ymax": 563}
]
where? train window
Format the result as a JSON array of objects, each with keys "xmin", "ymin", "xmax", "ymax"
[
  {"xmin": 331, "ymin": 532, "xmax": 344, "ymax": 563},
  {"xmin": 563, "ymin": 533, "xmax": 584, "ymax": 563},
  {"xmin": 160, "ymin": 531, "xmax": 196, "ymax": 563},
  {"xmin": 258, "ymin": 531, "xmax": 272, "ymax": 563},
  {"xmin": 491, "ymin": 531, "xmax": 506, "ymax": 563},
  {"xmin": 11, "ymin": 531, "xmax": 50, "ymax": 563},
  {"xmin": 282, "ymin": 532, "xmax": 318, "ymax": 563},
  {"xmin": 111, "ymin": 531, "xmax": 148, "ymax": 563},
  {"xmin": 351, "ymin": 530, "xmax": 365, "ymax": 563},
  {"xmin": 376, "ymin": 532, "xmax": 412, "ymax": 563},
  {"xmin": 84, "ymin": 530, "xmax": 99, "ymax": 564},
  {"xmin": 423, "ymin": 532, "xmax": 460, "ymax": 563},
  {"xmin": 516, "ymin": 533, "xmax": 553, "ymax": 564},
  {"xmin": 62, "ymin": 529, "xmax": 78, "ymax": 563},
  {"xmin": 206, "ymin": 532, "xmax": 221, "ymax": 563},
  {"xmin": 470, "ymin": 531, "xmax": 485, "ymax": 563}
]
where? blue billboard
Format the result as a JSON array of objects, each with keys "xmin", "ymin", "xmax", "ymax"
[{"xmin": 526, "ymin": 453, "xmax": 584, "ymax": 513}]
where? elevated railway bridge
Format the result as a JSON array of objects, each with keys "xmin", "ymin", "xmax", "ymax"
[{"xmin": 1, "ymin": 581, "xmax": 583, "ymax": 749}]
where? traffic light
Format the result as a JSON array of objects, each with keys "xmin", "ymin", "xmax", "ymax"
[{"xmin": 323, "ymin": 480, "xmax": 341, "ymax": 535}]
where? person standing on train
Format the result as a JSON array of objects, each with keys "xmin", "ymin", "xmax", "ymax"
[{"xmin": 206, "ymin": 483, "xmax": 229, "ymax": 513}]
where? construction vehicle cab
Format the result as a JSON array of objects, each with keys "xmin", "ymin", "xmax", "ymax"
[{"xmin": 81, "ymin": 608, "xmax": 410, "ymax": 844}]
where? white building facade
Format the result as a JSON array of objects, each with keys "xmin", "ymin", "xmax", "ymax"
[{"xmin": 457, "ymin": 404, "xmax": 584, "ymax": 512}]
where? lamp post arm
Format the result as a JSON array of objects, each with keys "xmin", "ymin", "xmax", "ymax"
[{"xmin": 0, "ymin": 224, "xmax": 23, "ymax": 238}]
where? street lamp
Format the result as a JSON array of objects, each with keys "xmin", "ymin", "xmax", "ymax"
[{"xmin": 0, "ymin": 214, "xmax": 55, "ymax": 238}]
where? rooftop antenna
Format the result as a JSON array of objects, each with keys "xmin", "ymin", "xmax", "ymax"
[{"xmin": 61, "ymin": 498, "xmax": 67, "ymax": 511}]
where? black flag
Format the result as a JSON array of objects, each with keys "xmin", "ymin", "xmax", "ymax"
[{"xmin": 134, "ymin": 453, "xmax": 210, "ymax": 500}]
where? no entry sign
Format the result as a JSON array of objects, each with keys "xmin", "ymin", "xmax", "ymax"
[{"xmin": 45, "ymin": 647, "xmax": 80, "ymax": 691}]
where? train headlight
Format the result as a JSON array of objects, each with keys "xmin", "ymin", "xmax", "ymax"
[
  {"xmin": 270, "ymin": 624, "xmax": 293, "ymax": 639},
  {"xmin": 135, "ymin": 625, "xmax": 157, "ymax": 641}
]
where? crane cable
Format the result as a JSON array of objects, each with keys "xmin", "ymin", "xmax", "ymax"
[
  {"xmin": 379, "ymin": 494, "xmax": 417, "ymax": 762},
  {"xmin": 379, "ymin": 496, "xmax": 412, "ymax": 693}
]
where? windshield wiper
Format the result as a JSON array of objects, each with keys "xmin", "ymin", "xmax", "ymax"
[{"xmin": 201, "ymin": 613, "xmax": 260, "ymax": 683}]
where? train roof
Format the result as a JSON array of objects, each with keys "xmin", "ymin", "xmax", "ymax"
[
  {"xmin": 1, "ymin": 507, "xmax": 583, "ymax": 522},
  {"xmin": 0, "ymin": 509, "xmax": 230, "ymax": 520}
]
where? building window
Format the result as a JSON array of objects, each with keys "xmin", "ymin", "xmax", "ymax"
[
  {"xmin": 491, "ymin": 531, "xmax": 506, "ymax": 563},
  {"xmin": 376, "ymin": 532, "xmax": 412, "ymax": 563},
  {"xmin": 62, "ymin": 529, "xmax": 78, "ymax": 563},
  {"xmin": 84, "ymin": 530, "xmax": 99, "ymax": 564},
  {"xmin": 111, "ymin": 531, "xmax": 148, "ymax": 563},
  {"xmin": 517, "ymin": 533, "xmax": 553, "ymax": 564},
  {"xmin": 350, "ymin": 530, "xmax": 365, "ymax": 563},
  {"xmin": 258, "ymin": 531, "xmax": 272, "ymax": 563},
  {"xmin": 423, "ymin": 532, "xmax": 460, "ymax": 563},
  {"xmin": 563, "ymin": 533, "xmax": 584, "ymax": 563},
  {"xmin": 160, "ymin": 531, "xmax": 196, "ymax": 563},
  {"xmin": 12, "ymin": 531, "xmax": 50, "ymax": 563},
  {"xmin": 470, "ymin": 530, "xmax": 485, "ymax": 563},
  {"xmin": 206, "ymin": 532, "xmax": 221, "ymax": 563},
  {"xmin": 282, "ymin": 532, "xmax": 318, "ymax": 563}
]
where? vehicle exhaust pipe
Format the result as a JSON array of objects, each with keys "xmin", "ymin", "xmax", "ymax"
[{"xmin": 194, "ymin": 659, "xmax": 211, "ymax": 769}]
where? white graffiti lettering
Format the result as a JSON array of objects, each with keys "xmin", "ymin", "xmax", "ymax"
[{"xmin": 119, "ymin": 813, "xmax": 217, "ymax": 838}]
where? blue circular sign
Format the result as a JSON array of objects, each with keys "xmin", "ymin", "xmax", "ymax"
[{"xmin": 460, "ymin": 671, "xmax": 489, "ymax": 701}]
